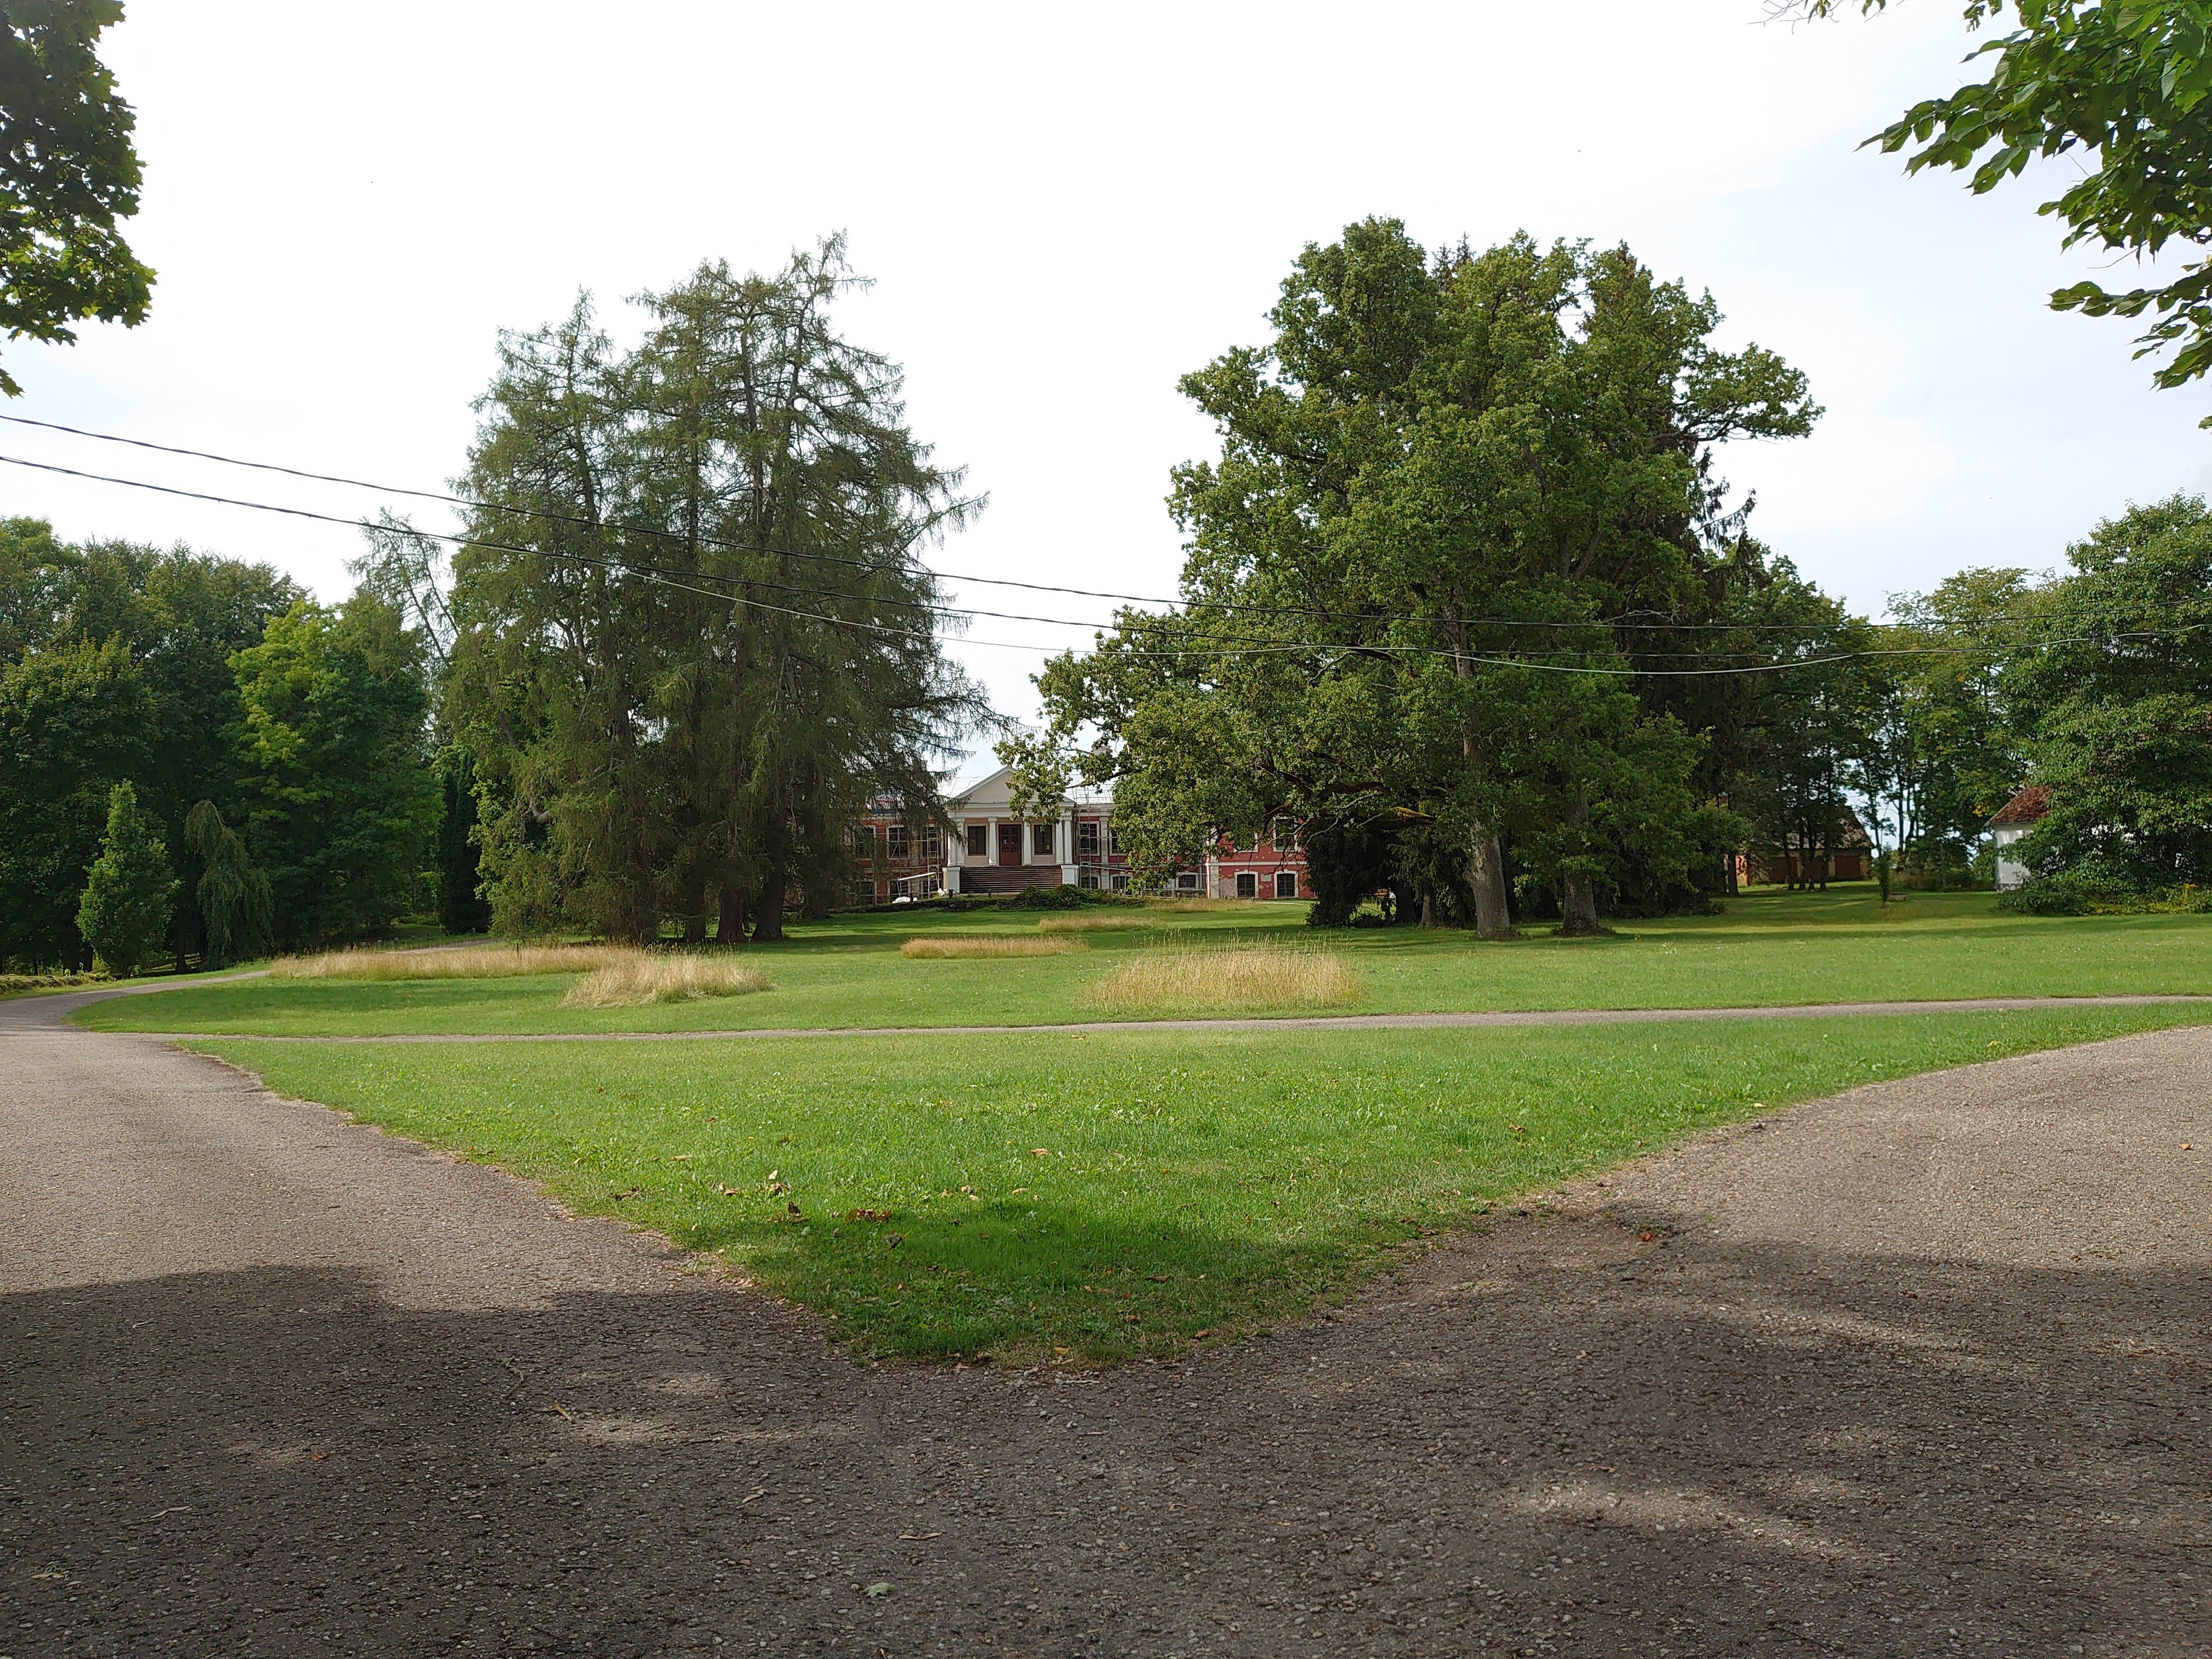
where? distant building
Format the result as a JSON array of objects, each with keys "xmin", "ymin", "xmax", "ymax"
[
  {"xmin": 849, "ymin": 764, "xmax": 1310, "ymax": 904},
  {"xmin": 1989, "ymin": 785, "xmax": 2050, "ymax": 891},
  {"xmin": 1736, "ymin": 809, "xmax": 1875, "ymax": 888}
]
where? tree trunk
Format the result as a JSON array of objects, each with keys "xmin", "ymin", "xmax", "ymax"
[
  {"xmin": 1559, "ymin": 870, "xmax": 1602, "ymax": 936},
  {"xmin": 752, "ymin": 815, "xmax": 791, "ymax": 943},
  {"xmin": 1468, "ymin": 829, "xmax": 1511, "ymax": 940},
  {"xmin": 716, "ymin": 881, "xmax": 747, "ymax": 946},
  {"xmin": 681, "ymin": 909, "xmax": 707, "ymax": 945},
  {"xmin": 1556, "ymin": 795, "xmax": 1602, "ymax": 936}
]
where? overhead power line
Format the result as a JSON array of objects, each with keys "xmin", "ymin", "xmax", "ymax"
[
  {"xmin": 0, "ymin": 447, "xmax": 2178, "ymax": 679},
  {"xmin": 0, "ymin": 410, "xmax": 2025, "ymax": 637}
]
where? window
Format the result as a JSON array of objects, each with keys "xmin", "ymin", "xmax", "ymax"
[
  {"xmin": 1032, "ymin": 821, "xmax": 1056, "ymax": 856},
  {"xmin": 1104, "ymin": 825, "xmax": 1117, "ymax": 857},
  {"xmin": 1276, "ymin": 870, "xmax": 1299, "ymax": 900},
  {"xmin": 966, "ymin": 823, "xmax": 988, "ymax": 857},
  {"xmin": 922, "ymin": 823, "xmax": 943, "ymax": 858},
  {"xmin": 1272, "ymin": 818, "xmax": 1299, "ymax": 853},
  {"xmin": 1110, "ymin": 872, "xmax": 1129, "ymax": 893},
  {"xmin": 1078, "ymin": 872, "xmax": 1099, "ymax": 890},
  {"xmin": 854, "ymin": 823, "xmax": 876, "ymax": 855},
  {"xmin": 1235, "ymin": 872, "xmax": 1257, "ymax": 899},
  {"xmin": 886, "ymin": 825, "xmax": 909, "ymax": 859},
  {"xmin": 850, "ymin": 881, "xmax": 876, "ymax": 906},
  {"xmin": 1175, "ymin": 870, "xmax": 1200, "ymax": 893},
  {"xmin": 1076, "ymin": 820, "xmax": 1101, "ymax": 860}
]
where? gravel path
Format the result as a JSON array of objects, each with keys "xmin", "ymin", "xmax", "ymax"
[{"xmin": 3, "ymin": 993, "xmax": 2208, "ymax": 1656}]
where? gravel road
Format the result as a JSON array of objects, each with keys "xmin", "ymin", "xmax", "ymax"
[{"xmin": 3, "ymin": 990, "xmax": 2207, "ymax": 1657}]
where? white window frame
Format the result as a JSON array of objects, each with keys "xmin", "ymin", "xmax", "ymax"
[{"xmin": 1275, "ymin": 870, "xmax": 1299, "ymax": 899}]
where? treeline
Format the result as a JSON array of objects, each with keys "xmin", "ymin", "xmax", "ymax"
[
  {"xmin": 0, "ymin": 523, "xmax": 439, "ymax": 971},
  {"xmin": 364, "ymin": 236, "xmax": 983, "ymax": 944},
  {"xmin": 2, "ymin": 240, "xmax": 982, "ymax": 972},
  {"xmin": 1003, "ymin": 220, "xmax": 2212, "ymax": 927}
]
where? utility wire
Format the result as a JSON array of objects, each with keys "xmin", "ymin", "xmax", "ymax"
[
  {"xmin": 0, "ymin": 410, "xmax": 2035, "ymax": 637},
  {"xmin": 2, "ymin": 448, "xmax": 2178, "ymax": 678}
]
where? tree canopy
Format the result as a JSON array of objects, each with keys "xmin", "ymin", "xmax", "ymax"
[
  {"xmin": 0, "ymin": 0, "xmax": 153, "ymax": 394},
  {"xmin": 1008, "ymin": 220, "xmax": 1819, "ymax": 934},
  {"xmin": 437, "ymin": 241, "xmax": 988, "ymax": 943},
  {"xmin": 1801, "ymin": 1, "xmax": 2212, "ymax": 411}
]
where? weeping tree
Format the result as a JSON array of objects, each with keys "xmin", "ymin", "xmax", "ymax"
[
  {"xmin": 447, "ymin": 239, "xmax": 988, "ymax": 942},
  {"xmin": 183, "ymin": 799, "xmax": 270, "ymax": 966}
]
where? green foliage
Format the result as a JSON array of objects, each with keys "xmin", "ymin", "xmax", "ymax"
[
  {"xmin": 0, "ymin": 524, "xmax": 302, "ymax": 963},
  {"xmin": 434, "ymin": 746, "xmax": 490, "ymax": 935},
  {"xmin": 183, "ymin": 800, "xmax": 270, "ymax": 967},
  {"xmin": 0, "ymin": 633, "xmax": 151, "ymax": 968},
  {"xmin": 1018, "ymin": 222, "xmax": 1815, "ymax": 934},
  {"xmin": 446, "ymin": 242, "xmax": 985, "ymax": 945},
  {"xmin": 75, "ymin": 780, "xmax": 173, "ymax": 977},
  {"xmin": 231, "ymin": 595, "xmax": 438, "ymax": 948},
  {"xmin": 0, "ymin": 0, "xmax": 154, "ymax": 394},
  {"xmin": 1816, "ymin": 0, "xmax": 2212, "ymax": 411},
  {"xmin": 2006, "ymin": 494, "xmax": 2212, "ymax": 887}
]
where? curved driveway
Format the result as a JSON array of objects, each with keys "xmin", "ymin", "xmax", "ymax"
[{"xmin": 3, "ymin": 988, "xmax": 2208, "ymax": 1656}]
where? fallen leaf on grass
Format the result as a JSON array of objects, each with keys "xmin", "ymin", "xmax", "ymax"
[
  {"xmin": 847, "ymin": 1208, "xmax": 895, "ymax": 1222},
  {"xmin": 610, "ymin": 1188, "xmax": 642, "ymax": 1202},
  {"xmin": 1031, "ymin": 1148, "xmax": 1051, "ymax": 1157},
  {"xmin": 1147, "ymin": 1272, "xmax": 1169, "ymax": 1282}
]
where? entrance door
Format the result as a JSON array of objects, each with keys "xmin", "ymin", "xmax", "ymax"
[{"xmin": 998, "ymin": 822, "xmax": 1023, "ymax": 866}]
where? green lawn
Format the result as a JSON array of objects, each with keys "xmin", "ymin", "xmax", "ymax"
[
  {"xmin": 76, "ymin": 887, "xmax": 2212, "ymax": 1036},
  {"xmin": 202, "ymin": 1002, "xmax": 2212, "ymax": 1362}
]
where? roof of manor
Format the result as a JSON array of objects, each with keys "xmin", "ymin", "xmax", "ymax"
[{"xmin": 1990, "ymin": 785, "xmax": 2051, "ymax": 827}]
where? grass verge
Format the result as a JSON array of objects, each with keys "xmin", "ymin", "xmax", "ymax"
[
  {"xmin": 80, "ymin": 890, "xmax": 2212, "ymax": 1038},
  {"xmin": 196, "ymin": 1003, "xmax": 2212, "ymax": 1363}
]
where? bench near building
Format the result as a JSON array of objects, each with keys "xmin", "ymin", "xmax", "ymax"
[{"xmin": 853, "ymin": 765, "xmax": 1311, "ymax": 904}]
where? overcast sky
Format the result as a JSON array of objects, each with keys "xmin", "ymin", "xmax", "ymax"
[{"xmin": 8, "ymin": 1, "xmax": 2210, "ymax": 753}]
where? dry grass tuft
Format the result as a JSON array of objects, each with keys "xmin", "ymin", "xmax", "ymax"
[
  {"xmin": 1144, "ymin": 898, "xmax": 1252, "ymax": 913},
  {"xmin": 560, "ymin": 953, "xmax": 772, "ymax": 1008},
  {"xmin": 271, "ymin": 943, "xmax": 638, "ymax": 981},
  {"xmin": 900, "ymin": 935, "xmax": 1090, "ymax": 959},
  {"xmin": 1082, "ymin": 942, "xmax": 1362, "ymax": 1015},
  {"xmin": 1036, "ymin": 914, "xmax": 1148, "ymax": 934}
]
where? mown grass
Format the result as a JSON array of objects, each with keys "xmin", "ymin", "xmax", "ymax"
[
  {"xmin": 78, "ymin": 887, "xmax": 2212, "ymax": 1036},
  {"xmin": 200, "ymin": 1002, "xmax": 2212, "ymax": 1362}
]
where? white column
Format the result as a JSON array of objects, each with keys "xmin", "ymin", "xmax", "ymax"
[{"xmin": 987, "ymin": 816, "xmax": 999, "ymax": 871}]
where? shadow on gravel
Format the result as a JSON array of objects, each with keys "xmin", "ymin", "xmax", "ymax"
[{"xmin": 5, "ymin": 1221, "xmax": 2206, "ymax": 1658}]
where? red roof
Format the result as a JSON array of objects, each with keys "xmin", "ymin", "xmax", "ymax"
[{"xmin": 1990, "ymin": 785, "xmax": 2050, "ymax": 826}]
